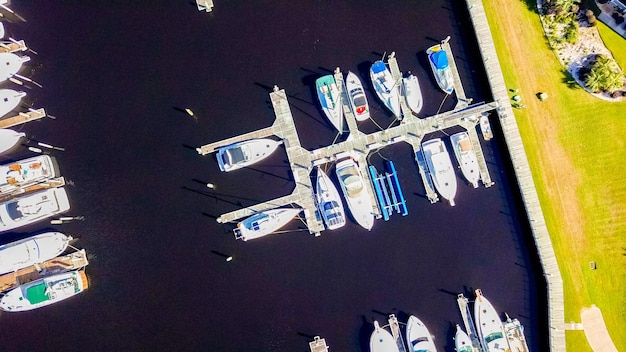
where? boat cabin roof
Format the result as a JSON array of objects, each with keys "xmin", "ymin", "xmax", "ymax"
[{"xmin": 430, "ymin": 51, "xmax": 449, "ymax": 70}]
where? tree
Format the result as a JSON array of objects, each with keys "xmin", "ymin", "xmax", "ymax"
[{"xmin": 584, "ymin": 55, "xmax": 625, "ymax": 93}]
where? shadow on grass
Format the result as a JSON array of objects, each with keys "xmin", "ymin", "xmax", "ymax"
[
  {"xmin": 561, "ymin": 68, "xmax": 583, "ymax": 90},
  {"xmin": 519, "ymin": 0, "xmax": 540, "ymax": 13}
]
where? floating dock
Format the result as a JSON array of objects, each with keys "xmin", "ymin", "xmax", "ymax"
[
  {"xmin": 197, "ymin": 47, "xmax": 496, "ymax": 235},
  {"xmin": 308, "ymin": 336, "xmax": 329, "ymax": 352},
  {"xmin": 0, "ymin": 249, "xmax": 89, "ymax": 293},
  {"xmin": 0, "ymin": 108, "xmax": 47, "ymax": 129},
  {"xmin": 368, "ymin": 161, "xmax": 408, "ymax": 220},
  {"xmin": 457, "ymin": 293, "xmax": 484, "ymax": 352},
  {"xmin": 388, "ymin": 314, "xmax": 407, "ymax": 352}
]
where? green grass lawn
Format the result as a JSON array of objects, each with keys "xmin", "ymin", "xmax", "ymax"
[{"xmin": 482, "ymin": 0, "xmax": 626, "ymax": 351}]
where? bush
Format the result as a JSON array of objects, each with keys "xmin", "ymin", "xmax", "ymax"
[{"xmin": 597, "ymin": 0, "xmax": 608, "ymax": 3}]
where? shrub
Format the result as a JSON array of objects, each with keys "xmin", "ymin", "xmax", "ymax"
[{"xmin": 597, "ymin": 0, "xmax": 608, "ymax": 3}]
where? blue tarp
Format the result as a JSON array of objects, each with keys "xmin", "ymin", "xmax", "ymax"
[{"xmin": 430, "ymin": 50, "xmax": 449, "ymax": 70}]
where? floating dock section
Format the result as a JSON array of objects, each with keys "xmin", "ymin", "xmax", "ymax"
[
  {"xmin": 457, "ymin": 293, "xmax": 484, "ymax": 352},
  {"xmin": 388, "ymin": 314, "xmax": 407, "ymax": 352},
  {"xmin": 368, "ymin": 160, "xmax": 408, "ymax": 221},
  {"xmin": 0, "ymin": 108, "xmax": 47, "ymax": 129},
  {"xmin": 308, "ymin": 336, "xmax": 329, "ymax": 352}
]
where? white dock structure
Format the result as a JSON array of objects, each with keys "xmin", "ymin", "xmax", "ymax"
[
  {"xmin": 308, "ymin": 336, "xmax": 329, "ymax": 352},
  {"xmin": 197, "ymin": 47, "xmax": 495, "ymax": 235},
  {"xmin": 0, "ymin": 108, "xmax": 47, "ymax": 129},
  {"xmin": 466, "ymin": 0, "xmax": 566, "ymax": 351},
  {"xmin": 388, "ymin": 314, "xmax": 407, "ymax": 352},
  {"xmin": 457, "ymin": 293, "xmax": 484, "ymax": 352}
]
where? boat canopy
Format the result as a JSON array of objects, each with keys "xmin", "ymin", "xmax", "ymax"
[
  {"xmin": 26, "ymin": 283, "xmax": 50, "ymax": 304},
  {"xmin": 430, "ymin": 51, "xmax": 449, "ymax": 70},
  {"xmin": 225, "ymin": 147, "xmax": 246, "ymax": 165}
]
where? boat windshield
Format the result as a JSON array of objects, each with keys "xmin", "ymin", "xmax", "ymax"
[
  {"xmin": 485, "ymin": 332, "xmax": 504, "ymax": 343},
  {"xmin": 344, "ymin": 175, "xmax": 363, "ymax": 197},
  {"xmin": 226, "ymin": 147, "xmax": 247, "ymax": 165},
  {"xmin": 5, "ymin": 201, "xmax": 22, "ymax": 220}
]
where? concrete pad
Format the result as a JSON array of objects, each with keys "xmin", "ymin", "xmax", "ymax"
[{"xmin": 581, "ymin": 305, "xmax": 618, "ymax": 352}]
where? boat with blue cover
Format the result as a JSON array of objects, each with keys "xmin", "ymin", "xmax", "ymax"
[
  {"xmin": 216, "ymin": 138, "xmax": 282, "ymax": 172},
  {"xmin": 315, "ymin": 74, "xmax": 344, "ymax": 133},
  {"xmin": 315, "ymin": 166, "xmax": 346, "ymax": 230},
  {"xmin": 426, "ymin": 44, "xmax": 454, "ymax": 95},
  {"xmin": 233, "ymin": 207, "xmax": 302, "ymax": 241},
  {"xmin": 370, "ymin": 60, "xmax": 401, "ymax": 117}
]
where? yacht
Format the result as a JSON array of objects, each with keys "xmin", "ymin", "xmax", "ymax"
[
  {"xmin": 370, "ymin": 320, "xmax": 400, "ymax": 352},
  {"xmin": 335, "ymin": 157, "xmax": 374, "ymax": 230},
  {"xmin": 216, "ymin": 138, "xmax": 282, "ymax": 172},
  {"xmin": 1, "ymin": 155, "xmax": 57, "ymax": 195},
  {"xmin": 454, "ymin": 324, "xmax": 473, "ymax": 352},
  {"xmin": 421, "ymin": 138, "xmax": 457, "ymax": 206},
  {"xmin": 315, "ymin": 166, "xmax": 346, "ymax": 230},
  {"xmin": 315, "ymin": 74, "xmax": 344, "ymax": 133},
  {"xmin": 345, "ymin": 71, "xmax": 370, "ymax": 121},
  {"xmin": 406, "ymin": 315, "xmax": 437, "ymax": 352},
  {"xmin": 426, "ymin": 44, "xmax": 454, "ymax": 94},
  {"xmin": 0, "ymin": 52, "xmax": 30, "ymax": 83},
  {"xmin": 474, "ymin": 289, "xmax": 509, "ymax": 352},
  {"xmin": 0, "ymin": 232, "xmax": 72, "ymax": 275},
  {"xmin": 450, "ymin": 131, "xmax": 480, "ymax": 188},
  {"xmin": 370, "ymin": 60, "xmax": 401, "ymax": 117},
  {"xmin": 0, "ymin": 89, "xmax": 26, "ymax": 118},
  {"xmin": 0, "ymin": 187, "xmax": 71, "ymax": 233},
  {"xmin": 233, "ymin": 207, "xmax": 302, "ymax": 241},
  {"xmin": 402, "ymin": 74, "xmax": 423, "ymax": 114},
  {"xmin": 0, "ymin": 270, "xmax": 88, "ymax": 312},
  {"xmin": 0, "ymin": 129, "xmax": 25, "ymax": 155}
]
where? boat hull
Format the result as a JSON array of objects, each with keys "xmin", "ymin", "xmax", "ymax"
[
  {"xmin": 315, "ymin": 75, "xmax": 344, "ymax": 133},
  {"xmin": 216, "ymin": 138, "xmax": 282, "ymax": 172},
  {"xmin": 421, "ymin": 138, "xmax": 457, "ymax": 206},
  {"xmin": 426, "ymin": 44, "xmax": 454, "ymax": 95},
  {"xmin": 370, "ymin": 320, "xmax": 400, "ymax": 352},
  {"xmin": 0, "ymin": 187, "xmax": 71, "ymax": 233},
  {"xmin": 450, "ymin": 132, "xmax": 480, "ymax": 188},
  {"xmin": 402, "ymin": 75, "xmax": 423, "ymax": 114},
  {"xmin": 234, "ymin": 208, "xmax": 301, "ymax": 241},
  {"xmin": 335, "ymin": 158, "xmax": 374, "ymax": 230},
  {"xmin": 345, "ymin": 71, "xmax": 370, "ymax": 121},
  {"xmin": 454, "ymin": 324, "xmax": 474, "ymax": 352},
  {"xmin": 474, "ymin": 290, "xmax": 509, "ymax": 352},
  {"xmin": 0, "ymin": 129, "xmax": 25, "ymax": 155},
  {"xmin": 406, "ymin": 315, "xmax": 437, "ymax": 352},
  {"xmin": 0, "ymin": 232, "xmax": 72, "ymax": 275},
  {"xmin": 370, "ymin": 60, "xmax": 401, "ymax": 118},
  {"xmin": 0, "ymin": 89, "xmax": 26, "ymax": 118},
  {"xmin": 0, "ymin": 52, "xmax": 29, "ymax": 82},
  {"xmin": 315, "ymin": 167, "xmax": 346, "ymax": 230}
]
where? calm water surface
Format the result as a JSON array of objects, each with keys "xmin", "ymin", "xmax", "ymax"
[{"xmin": 0, "ymin": 1, "xmax": 547, "ymax": 351}]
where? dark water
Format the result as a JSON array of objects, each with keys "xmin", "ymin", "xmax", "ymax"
[{"xmin": 0, "ymin": 1, "xmax": 547, "ymax": 351}]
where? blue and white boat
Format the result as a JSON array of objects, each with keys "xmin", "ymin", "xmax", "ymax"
[
  {"xmin": 370, "ymin": 320, "xmax": 400, "ymax": 352},
  {"xmin": 426, "ymin": 44, "xmax": 454, "ymax": 95},
  {"xmin": 315, "ymin": 166, "xmax": 346, "ymax": 230},
  {"xmin": 216, "ymin": 138, "xmax": 282, "ymax": 172},
  {"xmin": 316, "ymin": 74, "xmax": 344, "ymax": 133},
  {"xmin": 370, "ymin": 60, "xmax": 401, "ymax": 117},
  {"xmin": 421, "ymin": 138, "xmax": 457, "ymax": 206},
  {"xmin": 233, "ymin": 207, "xmax": 302, "ymax": 241}
]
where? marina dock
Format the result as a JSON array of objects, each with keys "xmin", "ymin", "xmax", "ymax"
[
  {"xmin": 308, "ymin": 336, "xmax": 329, "ymax": 352},
  {"xmin": 197, "ymin": 46, "xmax": 497, "ymax": 234},
  {"xmin": 0, "ymin": 249, "xmax": 89, "ymax": 292},
  {"xmin": 457, "ymin": 293, "xmax": 484, "ymax": 352},
  {"xmin": 388, "ymin": 314, "xmax": 407, "ymax": 352},
  {"xmin": 0, "ymin": 176, "xmax": 66, "ymax": 203},
  {"xmin": 0, "ymin": 39, "xmax": 28, "ymax": 54},
  {"xmin": 0, "ymin": 108, "xmax": 47, "ymax": 129}
]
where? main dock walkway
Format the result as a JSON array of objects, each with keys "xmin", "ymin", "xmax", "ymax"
[
  {"xmin": 197, "ymin": 47, "xmax": 496, "ymax": 235},
  {"xmin": 466, "ymin": 0, "xmax": 566, "ymax": 350}
]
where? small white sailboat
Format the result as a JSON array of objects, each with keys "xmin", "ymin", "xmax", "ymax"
[
  {"xmin": 426, "ymin": 44, "xmax": 454, "ymax": 95},
  {"xmin": 370, "ymin": 60, "xmax": 401, "ymax": 118},
  {"xmin": 0, "ymin": 52, "xmax": 30, "ymax": 82},
  {"xmin": 474, "ymin": 289, "xmax": 509, "ymax": 352},
  {"xmin": 233, "ymin": 207, "xmax": 302, "ymax": 241},
  {"xmin": 402, "ymin": 74, "xmax": 423, "ymax": 115},
  {"xmin": 406, "ymin": 315, "xmax": 437, "ymax": 352},
  {"xmin": 0, "ymin": 232, "xmax": 72, "ymax": 275},
  {"xmin": 480, "ymin": 114, "xmax": 493, "ymax": 141},
  {"xmin": 316, "ymin": 74, "xmax": 345, "ymax": 133},
  {"xmin": 315, "ymin": 166, "xmax": 346, "ymax": 230},
  {"xmin": 454, "ymin": 324, "xmax": 473, "ymax": 352},
  {"xmin": 345, "ymin": 71, "xmax": 370, "ymax": 121},
  {"xmin": 370, "ymin": 320, "xmax": 400, "ymax": 352},
  {"xmin": 0, "ymin": 129, "xmax": 25, "ymax": 154},
  {"xmin": 0, "ymin": 270, "xmax": 88, "ymax": 312},
  {"xmin": 450, "ymin": 131, "xmax": 480, "ymax": 188},
  {"xmin": 421, "ymin": 138, "xmax": 458, "ymax": 206},
  {"xmin": 216, "ymin": 138, "xmax": 282, "ymax": 172},
  {"xmin": 1, "ymin": 155, "xmax": 57, "ymax": 195},
  {"xmin": 0, "ymin": 187, "xmax": 71, "ymax": 233},
  {"xmin": 0, "ymin": 89, "xmax": 26, "ymax": 118},
  {"xmin": 335, "ymin": 157, "xmax": 374, "ymax": 230}
]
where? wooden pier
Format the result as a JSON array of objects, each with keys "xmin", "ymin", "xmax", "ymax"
[
  {"xmin": 308, "ymin": 336, "xmax": 329, "ymax": 352},
  {"xmin": 0, "ymin": 108, "xmax": 47, "ymax": 129},
  {"xmin": 0, "ymin": 39, "xmax": 27, "ymax": 53},
  {"xmin": 457, "ymin": 293, "xmax": 484, "ymax": 352},
  {"xmin": 466, "ymin": 0, "xmax": 566, "ymax": 350},
  {"xmin": 0, "ymin": 249, "xmax": 89, "ymax": 293}
]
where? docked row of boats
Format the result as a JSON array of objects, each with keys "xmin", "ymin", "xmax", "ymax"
[
  {"xmin": 368, "ymin": 289, "xmax": 529, "ymax": 352},
  {"xmin": 0, "ymin": 18, "xmax": 89, "ymax": 312},
  {"xmin": 315, "ymin": 43, "xmax": 454, "ymax": 134}
]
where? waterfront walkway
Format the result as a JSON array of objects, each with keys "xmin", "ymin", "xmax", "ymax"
[
  {"xmin": 466, "ymin": 0, "xmax": 566, "ymax": 350},
  {"xmin": 581, "ymin": 306, "xmax": 619, "ymax": 352}
]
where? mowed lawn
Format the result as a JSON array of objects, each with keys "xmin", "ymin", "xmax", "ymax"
[{"xmin": 482, "ymin": 0, "xmax": 626, "ymax": 351}]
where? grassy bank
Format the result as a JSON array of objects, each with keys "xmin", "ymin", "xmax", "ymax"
[{"xmin": 482, "ymin": 0, "xmax": 626, "ymax": 351}]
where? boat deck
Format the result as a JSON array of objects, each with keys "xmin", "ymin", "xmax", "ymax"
[
  {"xmin": 0, "ymin": 108, "xmax": 47, "ymax": 129},
  {"xmin": 196, "ymin": 47, "xmax": 496, "ymax": 235},
  {"xmin": 0, "ymin": 249, "xmax": 89, "ymax": 293},
  {"xmin": 0, "ymin": 176, "xmax": 66, "ymax": 203}
]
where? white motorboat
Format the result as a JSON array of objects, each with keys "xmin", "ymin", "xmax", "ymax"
[
  {"xmin": 0, "ymin": 89, "xmax": 26, "ymax": 118},
  {"xmin": 450, "ymin": 131, "xmax": 480, "ymax": 188},
  {"xmin": 454, "ymin": 324, "xmax": 474, "ymax": 352},
  {"xmin": 0, "ymin": 129, "xmax": 25, "ymax": 155},
  {"xmin": 316, "ymin": 74, "xmax": 344, "ymax": 133},
  {"xmin": 406, "ymin": 315, "xmax": 437, "ymax": 352},
  {"xmin": 370, "ymin": 60, "xmax": 401, "ymax": 117},
  {"xmin": 421, "ymin": 138, "xmax": 457, "ymax": 206},
  {"xmin": 503, "ymin": 313, "xmax": 530, "ymax": 352},
  {"xmin": 345, "ymin": 71, "xmax": 370, "ymax": 121},
  {"xmin": 0, "ymin": 52, "xmax": 30, "ymax": 82},
  {"xmin": 402, "ymin": 74, "xmax": 423, "ymax": 115},
  {"xmin": 426, "ymin": 44, "xmax": 454, "ymax": 95},
  {"xmin": 0, "ymin": 187, "xmax": 71, "ymax": 233},
  {"xmin": 0, "ymin": 270, "xmax": 88, "ymax": 312},
  {"xmin": 480, "ymin": 114, "xmax": 493, "ymax": 141},
  {"xmin": 0, "ymin": 232, "xmax": 72, "ymax": 275},
  {"xmin": 474, "ymin": 289, "xmax": 509, "ymax": 352},
  {"xmin": 216, "ymin": 138, "xmax": 282, "ymax": 172},
  {"xmin": 1, "ymin": 155, "xmax": 57, "ymax": 195},
  {"xmin": 315, "ymin": 166, "xmax": 346, "ymax": 230},
  {"xmin": 335, "ymin": 157, "xmax": 374, "ymax": 230},
  {"xmin": 370, "ymin": 320, "xmax": 400, "ymax": 352},
  {"xmin": 233, "ymin": 207, "xmax": 302, "ymax": 241}
]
